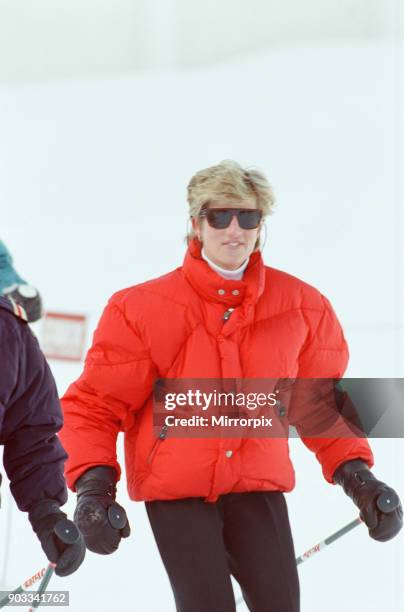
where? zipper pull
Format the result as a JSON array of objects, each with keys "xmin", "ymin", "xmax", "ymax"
[
  {"xmin": 223, "ymin": 308, "xmax": 234, "ymax": 322},
  {"xmin": 159, "ymin": 424, "xmax": 169, "ymax": 439}
]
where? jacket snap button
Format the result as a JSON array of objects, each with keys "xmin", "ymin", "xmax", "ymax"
[
  {"xmin": 218, "ymin": 289, "xmax": 226, "ymax": 295},
  {"xmin": 225, "ymin": 450, "xmax": 233, "ymax": 458},
  {"xmin": 231, "ymin": 289, "xmax": 240, "ymax": 296}
]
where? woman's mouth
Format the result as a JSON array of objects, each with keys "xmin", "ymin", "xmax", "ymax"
[{"xmin": 223, "ymin": 242, "xmax": 243, "ymax": 248}]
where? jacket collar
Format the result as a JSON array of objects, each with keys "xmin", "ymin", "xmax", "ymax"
[{"xmin": 182, "ymin": 239, "xmax": 266, "ymax": 307}]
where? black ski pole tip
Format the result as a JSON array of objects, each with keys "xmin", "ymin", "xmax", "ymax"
[
  {"xmin": 376, "ymin": 491, "xmax": 400, "ymax": 514},
  {"xmin": 108, "ymin": 504, "xmax": 127, "ymax": 530},
  {"xmin": 54, "ymin": 519, "xmax": 80, "ymax": 544}
]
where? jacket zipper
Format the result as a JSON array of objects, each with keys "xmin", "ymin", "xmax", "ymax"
[
  {"xmin": 147, "ymin": 424, "xmax": 168, "ymax": 465},
  {"xmin": 223, "ymin": 308, "xmax": 234, "ymax": 321}
]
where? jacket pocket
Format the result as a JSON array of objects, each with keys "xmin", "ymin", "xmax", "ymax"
[{"xmin": 147, "ymin": 424, "xmax": 168, "ymax": 466}]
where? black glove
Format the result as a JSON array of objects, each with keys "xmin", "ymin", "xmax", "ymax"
[
  {"xmin": 333, "ymin": 459, "xmax": 403, "ymax": 542},
  {"xmin": 3, "ymin": 284, "xmax": 43, "ymax": 322},
  {"xmin": 28, "ymin": 500, "xmax": 86, "ymax": 576},
  {"xmin": 74, "ymin": 466, "xmax": 130, "ymax": 555}
]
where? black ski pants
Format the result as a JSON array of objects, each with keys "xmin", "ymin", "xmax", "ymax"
[{"xmin": 145, "ymin": 491, "xmax": 300, "ymax": 612}]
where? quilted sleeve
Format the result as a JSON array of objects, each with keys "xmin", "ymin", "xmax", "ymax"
[
  {"xmin": 293, "ymin": 295, "xmax": 374, "ymax": 483},
  {"xmin": 0, "ymin": 314, "xmax": 68, "ymax": 511},
  {"xmin": 60, "ymin": 296, "xmax": 156, "ymax": 490}
]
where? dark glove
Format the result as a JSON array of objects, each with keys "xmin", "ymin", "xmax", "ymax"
[
  {"xmin": 333, "ymin": 459, "xmax": 403, "ymax": 542},
  {"xmin": 29, "ymin": 500, "xmax": 86, "ymax": 576},
  {"xmin": 3, "ymin": 284, "xmax": 43, "ymax": 322},
  {"xmin": 74, "ymin": 466, "xmax": 130, "ymax": 555}
]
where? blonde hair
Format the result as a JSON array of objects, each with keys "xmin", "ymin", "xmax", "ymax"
[{"xmin": 186, "ymin": 159, "xmax": 275, "ymax": 242}]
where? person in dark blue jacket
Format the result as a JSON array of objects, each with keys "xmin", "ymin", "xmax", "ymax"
[
  {"xmin": 0, "ymin": 295, "xmax": 86, "ymax": 576},
  {"xmin": 0, "ymin": 240, "xmax": 42, "ymax": 322}
]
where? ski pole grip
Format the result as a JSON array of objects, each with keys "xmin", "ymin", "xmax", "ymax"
[
  {"xmin": 54, "ymin": 519, "xmax": 80, "ymax": 544},
  {"xmin": 376, "ymin": 490, "xmax": 400, "ymax": 514},
  {"xmin": 108, "ymin": 503, "xmax": 127, "ymax": 530}
]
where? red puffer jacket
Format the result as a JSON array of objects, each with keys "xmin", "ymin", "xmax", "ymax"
[{"xmin": 60, "ymin": 239, "xmax": 373, "ymax": 502}]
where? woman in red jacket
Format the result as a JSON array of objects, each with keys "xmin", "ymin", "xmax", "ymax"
[{"xmin": 61, "ymin": 160, "xmax": 402, "ymax": 612}]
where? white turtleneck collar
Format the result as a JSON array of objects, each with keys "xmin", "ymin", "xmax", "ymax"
[{"xmin": 201, "ymin": 248, "xmax": 249, "ymax": 281}]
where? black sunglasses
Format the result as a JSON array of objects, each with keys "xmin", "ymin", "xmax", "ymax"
[{"xmin": 199, "ymin": 208, "xmax": 263, "ymax": 230}]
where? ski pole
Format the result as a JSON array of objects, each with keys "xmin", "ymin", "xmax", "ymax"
[
  {"xmin": 0, "ymin": 565, "xmax": 52, "ymax": 609},
  {"xmin": 235, "ymin": 490, "xmax": 399, "ymax": 608},
  {"xmin": 294, "ymin": 489, "xmax": 401, "ymax": 566},
  {"xmin": 0, "ymin": 518, "xmax": 80, "ymax": 609},
  {"xmin": 234, "ymin": 517, "xmax": 362, "ymax": 607},
  {"xmin": 28, "ymin": 518, "xmax": 81, "ymax": 611},
  {"xmin": 28, "ymin": 564, "xmax": 55, "ymax": 611},
  {"xmin": 295, "ymin": 517, "xmax": 361, "ymax": 566}
]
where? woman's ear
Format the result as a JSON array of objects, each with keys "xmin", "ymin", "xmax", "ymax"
[
  {"xmin": 255, "ymin": 221, "xmax": 267, "ymax": 251},
  {"xmin": 191, "ymin": 217, "xmax": 202, "ymax": 241}
]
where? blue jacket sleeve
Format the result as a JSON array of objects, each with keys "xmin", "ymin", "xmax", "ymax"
[{"xmin": 0, "ymin": 312, "xmax": 68, "ymax": 511}]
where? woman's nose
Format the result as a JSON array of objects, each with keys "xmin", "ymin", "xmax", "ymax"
[{"xmin": 226, "ymin": 215, "xmax": 242, "ymax": 234}]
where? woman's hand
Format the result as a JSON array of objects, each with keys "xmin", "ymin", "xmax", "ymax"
[
  {"xmin": 74, "ymin": 466, "xmax": 131, "ymax": 554},
  {"xmin": 333, "ymin": 459, "xmax": 403, "ymax": 542}
]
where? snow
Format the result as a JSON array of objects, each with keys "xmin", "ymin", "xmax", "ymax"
[{"xmin": 1, "ymin": 39, "xmax": 403, "ymax": 610}]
